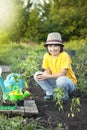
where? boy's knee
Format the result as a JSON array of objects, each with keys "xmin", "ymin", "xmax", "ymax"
[
  {"xmin": 34, "ymin": 71, "xmax": 43, "ymax": 80},
  {"xmin": 34, "ymin": 72, "xmax": 38, "ymax": 80},
  {"xmin": 56, "ymin": 76, "xmax": 67, "ymax": 88}
]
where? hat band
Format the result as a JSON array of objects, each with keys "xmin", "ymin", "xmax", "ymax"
[{"xmin": 47, "ymin": 40, "xmax": 62, "ymax": 43}]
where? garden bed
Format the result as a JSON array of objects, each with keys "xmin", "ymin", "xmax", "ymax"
[
  {"xmin": 28, "ymin": 84, "xmax": 87, "ymax": 130},
  {"xmin": 0, "ymin": 78, "xmax": 86, "ymax": 129}
]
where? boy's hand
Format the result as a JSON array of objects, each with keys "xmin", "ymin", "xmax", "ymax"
[{"xmin": 37, "ymin": 73, "xmax": 49, "ymax": 80}]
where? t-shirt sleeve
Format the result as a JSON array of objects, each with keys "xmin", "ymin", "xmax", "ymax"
[{"xmin": 61, "ymin": 53, "xmax": 72, "ymax": 69}]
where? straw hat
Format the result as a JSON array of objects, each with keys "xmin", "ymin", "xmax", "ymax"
[{"xmin": 45, "ymin": 32, "xmax": 64, "ymax": 47}]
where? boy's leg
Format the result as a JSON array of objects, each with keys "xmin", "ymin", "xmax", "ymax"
[
  {"xmin": 56, "ymin": 76, "xmax": 75, "ymax": 99},
  {"xmin": 34, "ymin": 72, "xmax": 56, "ymax": 96}
]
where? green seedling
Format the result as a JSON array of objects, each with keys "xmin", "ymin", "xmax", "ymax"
[
  {"xmin": 68, "ymin": 97, "xmax": 81, "ymax": 118},
  {"xmin": 53, "ymin": 88, "xmax": 65, "ymax": 111}
]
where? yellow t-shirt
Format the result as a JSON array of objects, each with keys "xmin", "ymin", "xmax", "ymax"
[{"xmin": 42, "ymin": 52, "xmax": 77, "ymax": 84}]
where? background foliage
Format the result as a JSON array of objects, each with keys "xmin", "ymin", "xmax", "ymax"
[{"xmin": 0, "ymin": 0, "xmax": 87, "ymax": 44}]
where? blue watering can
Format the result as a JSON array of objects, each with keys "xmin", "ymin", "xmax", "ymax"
[{"xmin": 0, "ymin": 68, "xmax": 24, "ymax": 100}]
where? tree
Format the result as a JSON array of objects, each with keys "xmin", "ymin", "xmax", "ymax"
[
  {"xmin": 37, "ymin": 0, "xmax": 87, "ymax": 41},
  {"xmin": 24, "ymin": 7, "xmax": 41, "ymax": 42}
]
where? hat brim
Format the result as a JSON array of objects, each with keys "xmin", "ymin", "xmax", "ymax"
[{"xmin": 44, "ymin": 42, "xmax": 64, "ymax": 47}]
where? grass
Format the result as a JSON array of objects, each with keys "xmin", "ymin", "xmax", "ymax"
[
  {"xmin": 64, "ymin": 39, "xmax": 87, "ymax": 50},
  {"xmin": 0, "ymin": 43, "xmax": 31, "ymax": 72}
]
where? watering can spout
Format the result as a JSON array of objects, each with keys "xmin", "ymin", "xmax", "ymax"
[
  {"xmin": 23, "ymin": 90, "xmax": 30, "ymax": 98},
  {"xmin": 0, "ymin": 77, "xmax": 6, "ymax": 93}
]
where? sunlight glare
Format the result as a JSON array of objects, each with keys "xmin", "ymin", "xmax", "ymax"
[{"xmin": 0, "ymin": 0, "xmax": 15, "ymax": 28}]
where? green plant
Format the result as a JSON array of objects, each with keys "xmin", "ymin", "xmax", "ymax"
[
  {"xmin": 53, "ymin": 88, "xmax": 65, "ymax": 111},
  {"xmin": 53, "ymin": 88, "xmax": 81, "ymax": 118},
  {"xmin": 12, "ymin": 74, "xmax": 28, "ymax": 89},
  {"xmin": 0, "ymin": 115, "xmax": 48, "ymax": 130},
  {"xmin": 19, "ymin": 117, "xmax": 48, "ymax": 130},
  {"xmin": 19, "ymin": 48, "xmax": 45, "ymax": 80},
  {"xmin": 56, "ymin": 123, "xmax": 62, "ymax": 130},
  {"xmin": 0, "ymin": 115, "xmax": 22, "ymax": 130},
  {"xmin": 68, "ymin": 97, "xmax": 81, "ymax": 118},
  {"xmin": 22, "ymin": 121, "xmax": 48, "ymax": 130},
  {"xmin": 72, "ymin": 45, "xmax": 87, "ymax": 95}
]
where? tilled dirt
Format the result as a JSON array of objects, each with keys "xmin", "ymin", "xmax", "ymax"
[{"xmin": 29, "ymin": 85, "xmax": 87, "ymax": 130}]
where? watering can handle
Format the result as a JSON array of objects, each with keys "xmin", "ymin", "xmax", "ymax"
[
  {"xmin": 0, "ymin": 68, "xmax": 6, "ymax": 94},
  {"xmin": 0, "ymin": 67, "xmax": 2, "ymax": 76}
]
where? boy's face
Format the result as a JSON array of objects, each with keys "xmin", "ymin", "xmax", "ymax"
[{"xmin": 47, "ymin": 44, "xmax": 61, "ymax": 57}]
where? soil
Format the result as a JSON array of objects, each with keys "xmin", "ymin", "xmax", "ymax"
[
  {"xmin": 28, "ymin": 83, "xmax": 87, "ymax": 130},
  {"xmin": 0, "ymin": 80, "xmax": 87, "ymax": 130}
]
